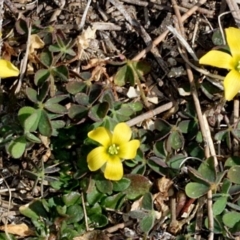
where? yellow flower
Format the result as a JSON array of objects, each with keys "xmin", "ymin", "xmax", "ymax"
[
  {"xmin": 0, "ymin": 59, "xmax": 19, "ymax": 78},
  {"xmin": 87, "ymin": 122, "xmax": 140, "ymax": 181},
  {"xmin": 199, "ymin": 27, "xmax": 240, "ymax": 101}
]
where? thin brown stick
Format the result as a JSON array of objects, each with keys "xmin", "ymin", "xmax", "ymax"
[
  {"xmin": 126, "ymin": 101, "xmax": 173, "ymax": 127},
  {"xmin": 171, "ymin": 0, "xmax": 216, "ymax": 239},
  {"xmin": 105, "ymin": 220, "xmax": 134, "ymax": 233}
]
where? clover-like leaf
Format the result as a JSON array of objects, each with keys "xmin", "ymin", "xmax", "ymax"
[
  {"xmin": 222, "ymin": 211, "xmax": 240, "ymax": 228},
  {"xmin": 40, "ymin": 50, "xmax": 53, "ymax": 67},
  {"xmin": 52, "ymin": 65, "xmax": 69, "ymax": 81},
  {"xmin": 34, "ymin": 69, "xmax": 50, "ymax": 86},
  {"xmin": 185, "ymin": 182, "xmax": 210, "ymax": 198},
  {"xmin": 23, "ymin": 110, "xmax": 41, "ymax": 132},
  {"xmin": 155, "ymin": 119, "xmax": 172, "ymax": 138},
  {"xmin": 26, "ymin": 88, "xmax": 38, "ymax": 103},
  {"xmin": 114, "ymin": 64, "xmax": 134, "ymax": 86},
  {"xmin": 63, "ymin": 192, "xmax": 81, "ymax": 207},
  {"xmin": 112, "ymin": 178, "xmax": 131, "ymax": 192},
  {"xmin": 38, "ymin": 110, "xmax": 52, "ymax": 136},
  {"xmin": 227, "ymin": 165, "xmax": 240, "ymax": 184},
  {"xmin": 66, "ymin": 82, "xmax": 86, "ymax": 95},
  {"xmin": 66, "ymin": 205, "xmax": 84, "ymax": 224},
  {"xmin": 8, "ymin": 136, "xmax": 27, "ymax": 159},
  {"xmin": 213, "ymin": 196, "xmax": 228, "ymax": 216},
  {"xmin": 142, "ymin": 192, "xmax": 153, "ymax": 210},
  {"xmin": 68, "ymin": 104, "xmax": 88, "ymax": 119},
  {"xmin": 139, "ymin": 213, "xmax": 155, "ymax": 233},
  {"xmin": 167, "ymin": 129, "xmax": 184, "ymax": 150},
  {"xmin": 88, "ymin": 102, "xmax": 109, "ymax": 121}
]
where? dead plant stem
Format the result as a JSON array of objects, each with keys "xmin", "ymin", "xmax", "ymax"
[{"xmin": 171, "ymin": 0, "xmax": 217, "ymax": 239}]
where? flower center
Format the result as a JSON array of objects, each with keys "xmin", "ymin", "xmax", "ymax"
[
  {"xmin": 237, "ymin": 61, "xmax": 240, "ymax": 72},
  {"xmin": 108, "ymin": 144, "xmax": 119, "ymax": 155}
]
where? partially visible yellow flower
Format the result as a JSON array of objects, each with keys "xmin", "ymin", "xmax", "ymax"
[
  {"xmin": 87, "ymin": 122, "xmax": 140, "ymax": 181},
  {"xmin": 0, "ymin": 59, "xmax": 19, "ymax": 78},
  {"xmin": 199, "ymin": 27, "xmax": 240, "ymax": 101}
]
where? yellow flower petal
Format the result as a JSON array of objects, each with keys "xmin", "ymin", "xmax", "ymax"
[
  {"xmin": 104, "ymin": 156, "xmax": 123, "ymax": 181},
  {"xmin": 225, "ymin": 27, "xmax": 240, "ymax": 59},
  {"xmin": 199, "ymin": 50, "xmax": 235, "ymax": 70},
  {"xmin": 112, "ymin": 123, "xmax": 132, "ymax": 145},
  {"xmin": 118, "ymin": 140, "xmax": 140, "ymax": 159},
  {"xmin": 0, "ymin": 59, "xmax": 19, "ymax": 78},
  {"xmin": 87, "ymin": 146, "xmax": 108, "ymax": 171},
  {"xmin": 223, "ymin": 69, "xmax": 240, "ymax": 101},
  {"xmin": 88, "ymin": 127, "xmax": 111, "ymax": 147}
]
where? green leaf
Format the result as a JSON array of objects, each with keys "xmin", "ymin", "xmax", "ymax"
[
  {"xmin": 66, "ymin": 205, "xmax": 84, "ymax": 224},
  {"xmin": 90, "ymin": 214, "xmax": 108, "ymax": 228},
  {"xmin": 38, "ymin": 81, "xmax": 50, "ymax": 102},
  {"xmin": 44, "ymin": 103, "xmax": 67, "ymax": 114},
  {"xmin": 198, "ymin": 157, "xmax": 217, "ymax": 183},
  {"xmin": 155, "ymin": 119, "xmax": 171, "ymax": 138},
  {"xmin": 38, "ymin": 110, "xmax": 52, "ymax": 136},
  {"xmin": 95, "ymin": 178, "xmax": 113, "ymax": 194},
  {"xmin": 88, "ymin": 102, "xmax": 109, "ymax": 121},
  {"xmin": 49, "ymin": 44, "xmax": 61, "ymax": 52},
  {"xmin": 63, "ymin": 192, "xmax": 81, "ymax": 207},
  {"xmin": 114, "ymin": 64, "xmax": 135, "ymax": 86},
  {"xmin": 102, "ymin": 192, "xmax": 125, "ymax": 209},
  {"xmin": 139, "ymin": 213, "xmax": 155, "ymax": 233},
  {"xmin": 112, "ymin": 178, "xmax": 131, "ymax": 192},
  {"xmin": 188, "ymin": 166, "xmax": 212, "ymax": 185},
  {"xmin": 34, "ymin": 69, "xmax": 50, "ymax": 86},
  {"xmin": 51, "ymin": 120, "xmax": 65, "ymax": 129},
  {"xmin": 68, "ymin": 104, "xmax": 88, "ymax": 119},
  {"xmin": 168, "ymin": 154, "xmax": 185, "ymax": 170},
  {"xmin": 66, "ymin": 82, "xmax": 86, "ymax": 94},
  {"xmin": 18, "ymin": 106, "xmax": 36, "ymax": 128},
  {"xmin": 142, "ymin": 192, "xmax": 153, "ymax": 210},
  {"xmin": 214, "ymin": 130, "xmax": 227, "ymax": 141},
  {"xmin": 75, "ymin": 93, "xmax": 89, "ymax": 106},
  {"xmin": 45, "ymin": 94, "xmax": 69, "ymax": 104},
  {"xmin": 87, "ymin": 203, "xmax": 102, "ymax": 216},
  {"xmin": 129, "ymin": 101, "xmax": 143, "ymax": 112},
  {"xmin": 40, "ymin": 50, "xmax": 53, "ymax": 67},
  {"xmin": 24, "ymin": 111, "xmax": 40, "ymax": 132},
  {"xmin": 222, "ymin": 211, "xmax": 240, "ymax": 228},
  {"xmin": 225, "ymin": 156, "xmax": 240, "ymax": 167},
  {"xmin": 213, "ymin": 196, "xmax": 227, "ymax": 216},
  {"xmin": 128, "ymin": 210, "xmax": 147, "ymax": 219},
  {"xmin": 86, "ymin": 185, "xmax": 104, "ymax": 206},
  {"xmin": 26, "ymin": 88, "xmax": 38, "ymax": 103},
  {"xmin": 25, "ymin": 132, "xmax": 41, "ymax": 143},
  {"xmin": 167, "ymin": 130, "xmax": 184, "ymax": 150},
  {"xmin": 221, "ymin": 179, "xmax": 231, "ymax": 194},
  {"xmin": 0, "ymin": 232, "xmax": 17, "ymax": 240},
  {"xmin": 178, "ymin": 120, "xmax": 198, "ymax": 135},
  {"xmin": 19, "ymin": 199, "xmax": 48, "ymax": 220},
  {"xmin": 52, "ymin": 65, "xmax": 69, "ymax": 81},
  {"xmin": 153, "ymin": 141, "xmax": 167, "ymax": 159},
  {"xmin": 185, "ymin": 182, "xmax": 210, "ymax": 198},
  {"xmin": 227, "ymin": 165, "xmax": 240, "ymax": 184},
  {"xmin": 8, "ymin": 136, "xmax": 27, "ymax": 159},
  {"xmin": 130, "ymin": 60, "xmax": 151, "ymax": 76}
]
